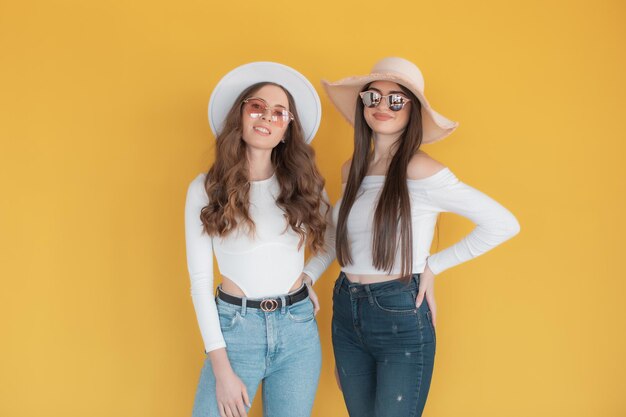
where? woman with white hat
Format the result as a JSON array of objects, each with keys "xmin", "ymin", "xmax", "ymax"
[
  {"xmin": 323, "ymin": 57, "xmax": 520, "ymax": 417},
  {"xmin": 185, "ymin": 62, "xmax": 335, "ymax": 417}
]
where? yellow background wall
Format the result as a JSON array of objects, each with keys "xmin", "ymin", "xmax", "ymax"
[{"xmin": 1, "ymin": 0, "xmax": 625, "ymax": 416}]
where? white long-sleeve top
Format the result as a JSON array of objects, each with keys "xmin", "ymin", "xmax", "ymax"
[
  {"xmin": 332, "ymin": 167, "xmax": 520, "ymax": 275},
  {"xmin": 185, "ymin": 173, "xmax": 335, "ymax": 353}
]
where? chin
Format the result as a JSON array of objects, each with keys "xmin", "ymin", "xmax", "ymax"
[
  {"xmin": 242, "ymin": 138, "xmax": 281, "ymax": 150},
  {"xmin": 370, "ymin": 125, "xmax": 405, "ymax": 136},
  {"xmin": 366, "ymin": 119, "xmax": 403, "ymax": 134}
]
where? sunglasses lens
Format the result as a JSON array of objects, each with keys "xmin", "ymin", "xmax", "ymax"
[
  {"xmin": 388, "ymin": 94, "xmax": 406, "ymax": 111},
  {"xmin": 271, "ymin": 109, "xmax": 291, "ymax": 127},
  {"xmin": 244, "ymin": 99, "xmax": 266, "ymax": 118},
  {"xmin": 361, "ymin": 91, "xmax": 380, "ymax": 108},
  {"xmin": 244, "ymin": 98, "xmax": 292, "ymax": 127}
]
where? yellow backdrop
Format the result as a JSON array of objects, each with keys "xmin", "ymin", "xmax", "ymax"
[{"xmin": 1, "ymin": 0, "xmax": 625, "ymax": 416}]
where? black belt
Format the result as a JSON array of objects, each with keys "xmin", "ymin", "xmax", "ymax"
[{"xmin": 217, "ymin": 284, "xmax": 309, "ymax": 312}]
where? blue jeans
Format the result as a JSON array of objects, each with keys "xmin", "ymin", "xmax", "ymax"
[
  {"xmin": 332, "ymin": 272, "xmax": 436, "ymax": 417},
  {"xmin": 192, "ymin": 288, "xmax": 322, "ymax": 417}
]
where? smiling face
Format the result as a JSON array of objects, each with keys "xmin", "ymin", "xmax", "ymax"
[
  {"xmin": 241, "ymin": 84, "xmax": 291, "ymax": 151},
  {"xmin": 363, "ymin": 80, "xmax": 412, "ymax": 136}
]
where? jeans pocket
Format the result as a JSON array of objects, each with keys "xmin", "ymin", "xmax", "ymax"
[
  {"xmin": 217, "ymin": 304, "xmax": 242, "ymax": 331},
  {"xmin": 287, "ymin": 299, "xmax": 315, "ymax": 323},
  {"xmin": 426, "ymin": 310, "xmax": 436, "ymax": 341},
  {"xmin": 373, "ymin": 291, "xmax": 418, "ymax": 315}
]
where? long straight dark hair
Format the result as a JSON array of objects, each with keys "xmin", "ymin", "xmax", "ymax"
[{"xmin": 336, "ymin": 83, "xmax": 423, "ymax": 277}]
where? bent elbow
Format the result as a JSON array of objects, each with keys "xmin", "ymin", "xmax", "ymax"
[{"xmin": 503, "ymin": 215, "xmax": 521, "ymax": 240}]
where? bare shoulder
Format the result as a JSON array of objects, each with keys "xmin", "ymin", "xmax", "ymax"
[
  {"xmin": 341, "ymin": 158, "xmax": 352, "ymax": 184},
  {"xmin": 407, "ymin": 150, "xmax": 447, "ymax": 180}
]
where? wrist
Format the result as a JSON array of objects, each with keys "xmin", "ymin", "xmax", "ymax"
[
  {"xmin": 208, "ymin": 349, "xmax": 233, "ymax": 376},
  {"xmin": 425, "ymin": 258, "xmax": 436, "ymax": 276},
  {"xmin": 212, "ymin": 363, "xmax": 234, "ymax": 378}
]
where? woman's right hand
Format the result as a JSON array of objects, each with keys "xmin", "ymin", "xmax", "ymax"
[
  {"xmin": 416, "ymin": 262, "xmax": 437, "ymax": 329},
  {"xmin": 209, "ymin": 349, "xmax": 251, "ymax": 417},
  {"xmin": 214, "ymin": 368, "xmax": 250, "ymax": 417}
]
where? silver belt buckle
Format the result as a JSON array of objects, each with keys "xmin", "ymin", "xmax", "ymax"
[{"xmin": 260, "ymin": 298, "xmax": 279, "ymax": 312}]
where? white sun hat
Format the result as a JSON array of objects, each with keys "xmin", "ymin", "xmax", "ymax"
[{"xmin": 208, "ymin": 61, "xmax": 322, "ymax": 143}]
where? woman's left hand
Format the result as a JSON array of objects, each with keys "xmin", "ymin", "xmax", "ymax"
[
  {"xmin": 415, "ymin": 263, "xmax": 437, "ymax": 328},
  {"xmin": 301, "ymin": 273, "xmax": 320, "ymax": 315}
]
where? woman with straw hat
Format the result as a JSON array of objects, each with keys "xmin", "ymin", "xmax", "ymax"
[
  {"xmin": 323, "ymin": 57, "xmax": 520, "ymax": 417},
  {"xmin": 185, "ymin": 61, "xmax": 335, "ymax": 417}
]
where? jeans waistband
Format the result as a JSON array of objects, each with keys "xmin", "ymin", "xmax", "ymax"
[
  {"xmin": 217, "ymin": 284, "xmax": 308, "ymax": 311},
  {"xmin": 216, "ymin": 283, "xmax": 309, "ymax": 315},
  {"xmin": 334, "ymin": 271, "xmax": 420, "ymax": 298}
]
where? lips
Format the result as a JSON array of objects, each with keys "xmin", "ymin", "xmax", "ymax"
[
  {"xmin": 373, "ymin": 113, "xmax": 393, "ymax": 121},
  {"xmin": 253, "ymin": 125, "xmax": 272, "ymax": 136}
]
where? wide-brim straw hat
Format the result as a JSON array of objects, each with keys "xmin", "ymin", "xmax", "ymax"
[
  {"xmin": 321, "ymin": 57, "xmax": 458, "ymax": 144},
  {"xmin": 208, "ymin": 61, "xmax": 321, "ymax": 143}
]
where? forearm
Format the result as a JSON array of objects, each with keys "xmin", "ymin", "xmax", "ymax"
[
  {"xmin": 426, "ymin": 174, "xmax": 520, "ymax": 275},
  {"xmin": 208, "ymin": 348, "xmax": 234, "ymax": 377}
]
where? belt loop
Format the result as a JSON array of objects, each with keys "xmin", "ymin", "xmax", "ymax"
[
  {"xmin": 280, "ymin": 295, "xmax": 287, "ymax": 314},
  {"xmin": 335, "ymin": 273, "xmax": 345, "ymax": 295},
  {"xmin": 241, "ymin": 297, "xmax": 247, "ymax": 317},
  {"xmin": 364, "ymin": 284, "xmax": 374, "ymax": 305}
]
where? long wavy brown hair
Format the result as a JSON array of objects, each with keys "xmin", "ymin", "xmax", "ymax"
[
  {"xmin": 200, "ymin": 82, "xmax": 328, "ymax": 254},
  {"xmin": 336, "ymin": 83, "xmax": 423, "ymax": 277}
]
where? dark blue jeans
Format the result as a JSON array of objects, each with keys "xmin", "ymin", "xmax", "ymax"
[{"xmin": 332, "ymin": 272, "xmax": 436, "ymax": 417}]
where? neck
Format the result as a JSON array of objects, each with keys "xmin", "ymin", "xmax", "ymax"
[
  {"xmin": 371, "ymin": 131, "xmax": 402, "ymax": 166},
  {"xmin": 246, "ymin": 147, "xmax": 274, "ymax": 181}
]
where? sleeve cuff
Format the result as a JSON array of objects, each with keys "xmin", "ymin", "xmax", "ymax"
[
  {"xmin": 203, "ymin": 341, "xmax": 227, "ymax": 354},
  {"xmin": 301, "ymin": 269, "xmax": 318, "ymax": 285},
  {"xmin": 426, "ymin": 255, "xmax": 444, "ymax": 276}
]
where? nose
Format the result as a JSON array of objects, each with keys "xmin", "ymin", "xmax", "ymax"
[{"xmin": 260, "ymin": 107, "xmax": 272, "ymax": 121}]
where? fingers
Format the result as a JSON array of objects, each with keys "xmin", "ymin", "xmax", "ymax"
[
  {"xmin": 234, "ymin": 399, "xmax": 248, "ymax": 417},
  {"xmin": 307, "ymin": 285, "xmax": 320, "ymax": 315},
  {"xmin": 416, "ymin": 270, "xmax": 436, "ymax": 308},
  {"xmin": 220, "ymin": 402, "xmax": 235, "ymax": 417},
  {"xmin": 225, "ymin": 402, "xmax": 241, "ymax": 417},
  {"xmin": 311, "ymin": 295, "xmax": 320, "ymax": 315},
  {"xmin": 217, "ymin": 391, "xmax": 248, "ymax": 417},
  {"xmin": 425, "ymin": 289, "xmax": 436, "ymax": 313},
  {"xmin": 415, "ymin": 286, "xmax": 426, "ymax": 308},
  {"xmin": 230, "ymin": 382, "xmax": 250, "ymax": 417},
  {"xmin": 216, "ymin": 372, "xmax": 249, "ymax": 417},
  {"xmin": 425, "ymin": 290, "xmax": 437, "ymax": 328},
  {"xmin": 242, "ymin": 385, "xmax": 251, "ymax": 408}
]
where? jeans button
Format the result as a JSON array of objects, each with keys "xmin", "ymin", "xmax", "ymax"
[{"xmin": 351, "ymin": 287, "xmax": 357, "ymax": 293}]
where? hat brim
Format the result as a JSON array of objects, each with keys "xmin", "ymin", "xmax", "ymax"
[
  {"xmin": 209, "ymin": 62, "xmax": 321, "ymax": 144},
  {"xmin": 322, "ymin": 73, "xmax": 458, "ymax": 144}
]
